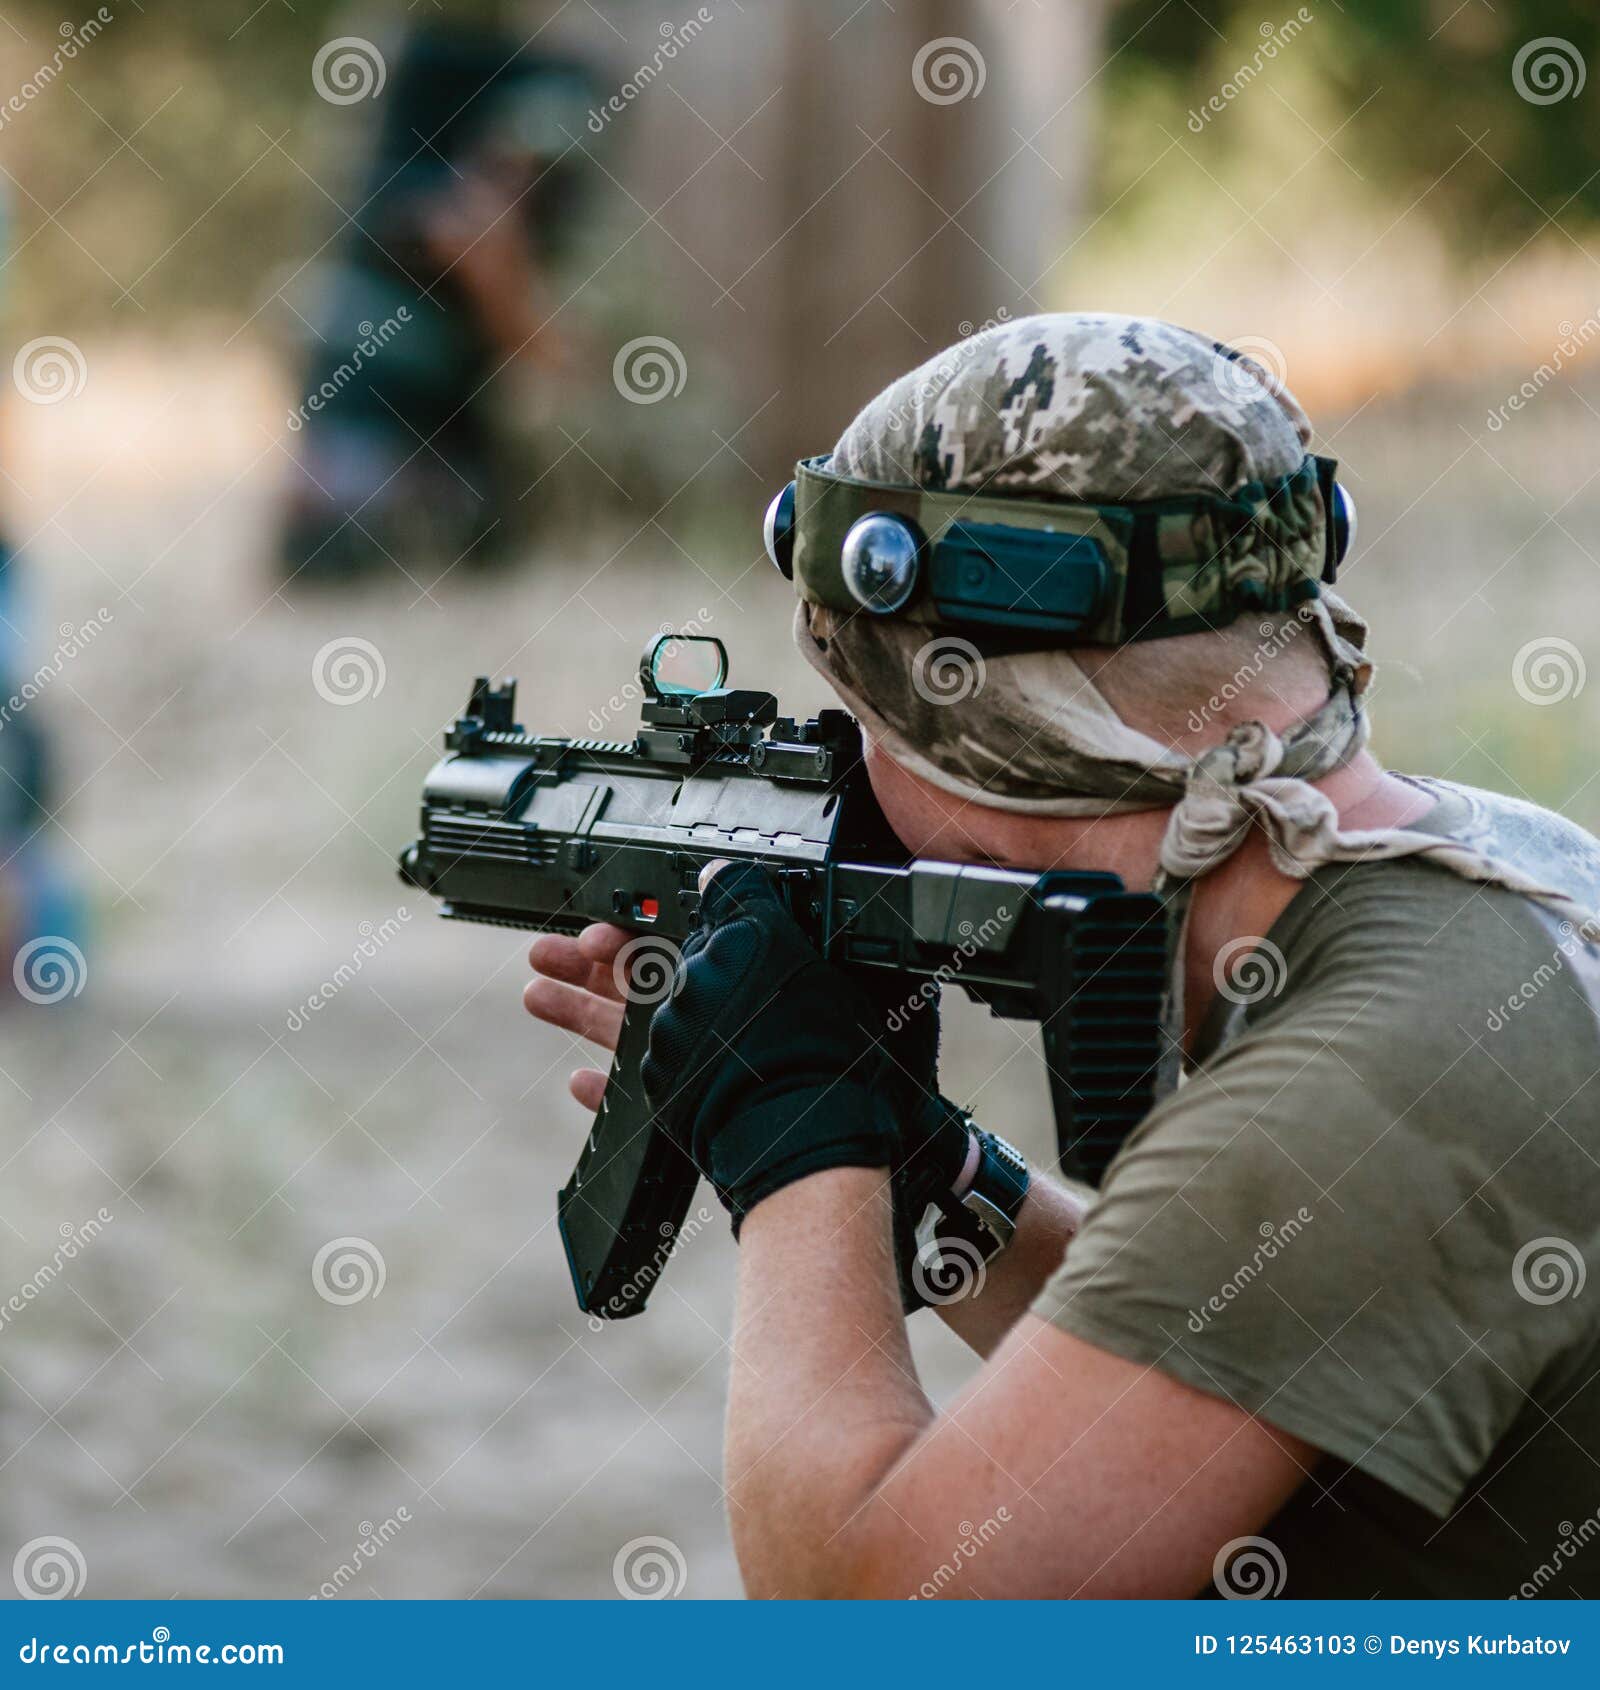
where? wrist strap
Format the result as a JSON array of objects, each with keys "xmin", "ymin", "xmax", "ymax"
[{"xmin": 902, "ymin": 1108, "xmax": 1030, "ymax": 1312}]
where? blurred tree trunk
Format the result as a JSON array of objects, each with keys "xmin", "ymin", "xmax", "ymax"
[{"xmin": 623, "ymin": 0, "xmax": 1104, "ymax": 481}]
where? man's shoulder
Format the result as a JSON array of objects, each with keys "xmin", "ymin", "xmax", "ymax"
[
  {"xmin": 1195, "ymin": 844, "xmax": 1600, "ymax": 1152},
  {"xmin": 1399, "ymin": 774, "xmax": 1600, "ymax": 913},
  {"xmin": 1274, "ymin": 834, "xmax": 1600, "ymax": 1023}
]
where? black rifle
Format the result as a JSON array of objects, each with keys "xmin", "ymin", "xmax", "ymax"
[{"xmin": 399, "ymin": 635, "xmax": 1167, "ymax": 1319}]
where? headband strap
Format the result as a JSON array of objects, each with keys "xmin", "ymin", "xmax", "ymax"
[{"xmin": 791, "ymin": 453, "xmax": 1331, "ymax": 648}]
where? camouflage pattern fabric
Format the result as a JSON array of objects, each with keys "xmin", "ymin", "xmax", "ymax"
[
  {"xmin": 832, "ymin": 312, "xmax": 1311, "ymax": 500},
  {"xmin": 791, "ymin": 453, "xmax": 1328, "ymax": 644},
  {"xmin": 794, "ymin": 311, "xmax": 1600, "ymax": 951},
  {"xmin": 795, "ymin": 314, "xmax": 1373, "ymax": 815}
]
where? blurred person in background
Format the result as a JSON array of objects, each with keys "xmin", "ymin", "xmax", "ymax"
[
  {"xmin": 0, "ymin": 182, "xmax": 81, "ymax": 1004},
  {"xmin": 278, "ymin": 22, "xmax": 597, "ymax": 586},
  {"xmin": 0, "ymin": 544, "xmax": 80, "ymax": 1002},
  {"xmin": 525, "ymin": 313, "xmax": 1600, "ymax": 1598}
]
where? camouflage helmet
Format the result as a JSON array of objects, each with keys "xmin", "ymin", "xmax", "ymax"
[
  {"xmin": 789, "ymin": 314, "xmax": 1600, "ymax": 1090},
  {"xmin": 794, "ymin": 310, "xmax": 1370, "ymax": 811},
  {"xmin": 832, "ymin": 310, "xmax": 1312, "ymax": 500}
]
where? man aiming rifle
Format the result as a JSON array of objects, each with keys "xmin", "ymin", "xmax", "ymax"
[{"xmin": 520, "ymin": 313, "xmax": 1600, "ymax": 1598}]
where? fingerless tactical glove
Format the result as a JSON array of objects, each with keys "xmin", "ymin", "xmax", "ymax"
[{"xmin": 641, "ymin": 862, "xmax": 1025, "ymax": 1311}]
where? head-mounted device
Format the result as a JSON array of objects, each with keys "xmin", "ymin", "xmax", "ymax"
[{"xmin": 765, "ymin": 453, "xmax": 1355, "ymax": 648}]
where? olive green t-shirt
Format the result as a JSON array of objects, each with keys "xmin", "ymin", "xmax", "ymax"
[{"xmin": 1033, "ymin": 793, "xmax": 1600, "ymax": 1598}]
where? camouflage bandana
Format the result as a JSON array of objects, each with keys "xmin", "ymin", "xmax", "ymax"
[
  {"xmin": 832, "ymin": 312, "xmax": 1310, "ymax": 500},
  {"xmin": 796, "ymin": 310, "xmax": 1372, "ymax": 829},
  {"xmin": 795, "ymin": 312, "xmax": 1600, "ymax": 990}
]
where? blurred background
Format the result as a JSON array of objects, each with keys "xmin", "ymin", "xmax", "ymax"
[{"xmin": 0, "ymin": 0, "xmax": 1597, "ymax": 1600}]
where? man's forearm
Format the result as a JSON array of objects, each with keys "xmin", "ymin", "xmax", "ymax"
[
  {"xmin": 933, "ymin": 1172, "xmax": 1087, "ymax": 1356},
  {"xmin": 722, "ymin": 1161, "xmax": 1311, "ymax": 1602},
  {"xmin": 724, "ymin": 1167, "xmax": 931, "ymax": 1599},
  {"xmin": 722, "ymin": 1162, "xmax": 1086, "ymax": 1596}
]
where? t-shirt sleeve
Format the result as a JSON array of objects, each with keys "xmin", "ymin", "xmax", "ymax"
[{"xmin": 1032, "ymin": 923, "xmax": 1600, "ymax": 1518}]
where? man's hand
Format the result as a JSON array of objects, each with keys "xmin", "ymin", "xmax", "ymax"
[
  {"xmin": 522, "ymin": 862, "xmax": 1080, "ymax": 1340},
  {"xmin": 523, "ymin": 859, "xmax": 967, "ymax": 1256},
  {"xmin": 522, "ymin": 920, "xmax": 630, "ymax": 1111},
  {"xmin": 643, "ymin": 860, "xmax": 906, "ymax": 1226}
]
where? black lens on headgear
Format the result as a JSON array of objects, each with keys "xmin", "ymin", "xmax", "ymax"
[
  {"xmin": 840, "ymin": 512, "xmax": 922, "ymax": 614},
  {"xmin": 1313, "ymin": 455, "xmax": 1354, "ymax": 583},
  {"xmin": 1330, "ymin": 482, "xmax": 1356, "ymax": 574},
  {"xmin": 763, "ymin": 481, "xmax": 797, "ymax": 580}
]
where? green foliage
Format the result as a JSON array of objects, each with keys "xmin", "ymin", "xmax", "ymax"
[
  {"xmin": 1106, "ymin": 0, "xmax": 1600, "ymax": 254},
  {"xmin": 0, "ymin": 0, "xmax": 523, "ymax": 326}
]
